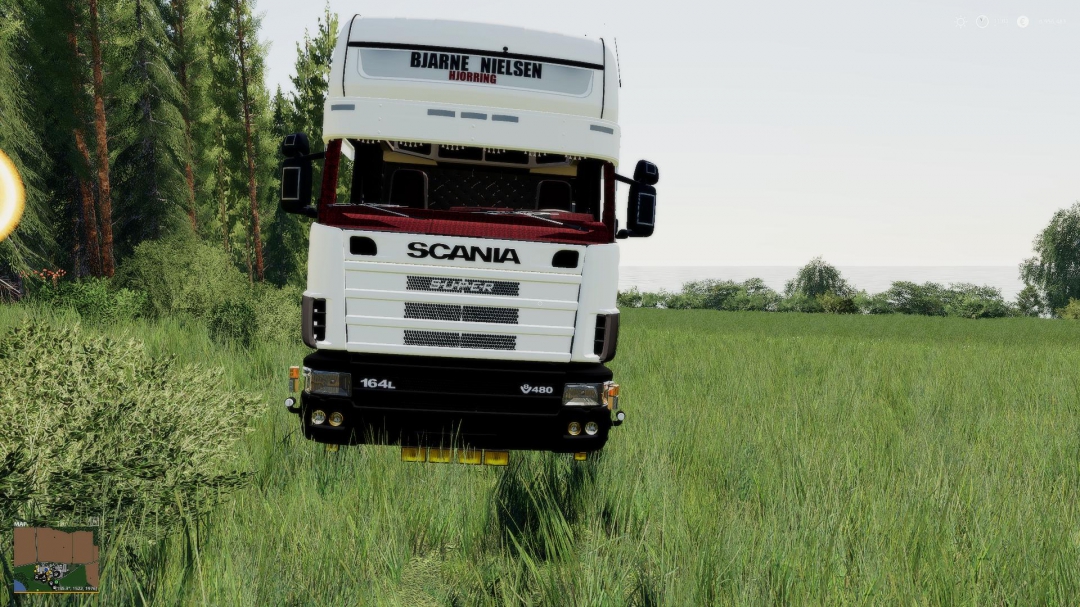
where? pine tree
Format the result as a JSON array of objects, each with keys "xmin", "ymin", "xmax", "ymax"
[
  {"xmin": 165, "ymin": 0, "xmax": 210, "ymax": 232},
  {"xmin": 0, "ymin": 1, "xmax": 53, "ymax": 276},
  {"xmin": 87, "ymin": 0, "xmax": 117, "ymax": 276},
  {"xmin": 207, "ymin": 0, "xmax": 270, "ymax": 280},
  {"xmin": 263, "ymin": 7, "xmax": 337, "ymax": 287},
  {"xmin": 290, "ymin": 4, "xmax": 338, "ymax": 148},
  {"xmin": 111, "ymin": 0, "xmax": 187, "ymax": 257},
  {"xmin": 15, "ymin": 0, "xmax": 103, "ymax": 277}
]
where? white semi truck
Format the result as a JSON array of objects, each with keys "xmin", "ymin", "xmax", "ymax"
[{"xmin": 279, "ymin": 17, "xmax": 658, "ymax": 462}]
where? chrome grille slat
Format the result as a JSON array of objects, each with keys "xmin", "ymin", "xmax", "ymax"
[
  {"xmin": 404, "ymin": 302, "xmax": 519, "ymax": 325},
  {"xmin": 404, "ymin": 330, "xmax": 517, "ymax": 350}
]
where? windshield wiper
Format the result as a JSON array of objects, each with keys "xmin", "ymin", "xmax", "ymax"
[
  {"xmin": 478, "ymin": 210, "xmax": 588, "ymax": 231},
  {"xmin": 354, "ymin": 203, "xmax": 410, "ymax": 218}
]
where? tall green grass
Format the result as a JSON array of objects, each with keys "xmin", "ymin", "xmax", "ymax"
[{"xmin": 4, "ymin": 308, "xmax": 1080, "ymax": 605}]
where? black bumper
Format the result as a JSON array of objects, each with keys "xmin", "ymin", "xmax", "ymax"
[{"xmin": 297, "ymin": 351, "xmax": 615, "ymax": 452}]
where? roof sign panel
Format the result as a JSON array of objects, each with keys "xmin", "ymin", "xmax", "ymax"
[{"xmin": 357, "ymin": 48, "xmax": 595, "ymax": 97}]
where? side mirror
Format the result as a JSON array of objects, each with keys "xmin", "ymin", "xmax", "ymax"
[
  {"xmin": 279, "ymin": 134, "xmax": 317, "ymax": 217},
  {"xmin": 633, "ymin": 160, "xmax": 659, "ymax": 186},
  {"xmin": 624, "ymin": 183, "xmax": 656, "ymax": 237},
  {"xmin": 281, "ymin": 132, "xmax": 310, "ymax": 158}
]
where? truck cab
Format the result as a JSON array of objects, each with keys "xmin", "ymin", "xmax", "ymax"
[{"xmin": 279, "ymin": 17, "xmax": 658, "ymax": 458}]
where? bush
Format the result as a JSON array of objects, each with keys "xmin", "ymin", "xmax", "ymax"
[
  {"xmin": 1057, "ymin": 298, "xmax": 1080, "ymax": 319},
  {"xmin": 0, "ymin": 320, "xmax": 260, "ymax": 551},
  {"xmin": 208, "ymin": 297, "xmax": 258, "ymax": 347},
  {"xmin": 27, "ymin": 277, "xmax": 147, "ymax": 323},
  {"xmin": 115, "ymin": 233, "xmax": 250, "ymax": 320},
  {"xmin": 616, "ymin": 287, "xmax": 644, "ymax": 308},
  {"xmin": 785, "ymin": 257, "xmax": 852, "ymax": 298},
  {"xmin": 252, "ymin": 283, "xmax": 303, "ymax": 346},
  {"xmin": 886, "ymin": 281, "xmax": 947, "ymax": 316},
  {"xmin": 854, "ymin": 291, "xmax": 894, "ymax": 314},
  {"xmin": 776, "ymin": 292, "xmax": 823, "ymax": 313},
  {"xmin": 682, "ymin": 279, "xmax": 740, "ymax": 310},
  {"xmin": 942, "ymin": 283, "xmax": 1013, "ymax": 319},
  {"xmin": 818, "ymin": 291, "xmax": 858, "ymax": 314}
]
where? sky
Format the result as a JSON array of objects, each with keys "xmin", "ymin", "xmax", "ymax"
[{"xmin": 256, "ymin": 0, "xmax": 1079, "ymax": 267}]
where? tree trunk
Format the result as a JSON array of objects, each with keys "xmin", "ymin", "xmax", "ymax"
[
  {"xmin": 234, "ymin": 0, "xmax": 264, "ymax": 280},
  {"xmin": 67, "ymin": 16, "xmax": 102, "ymax": 276},
  {"xmin": 87, "ymin": 0, "xmax": 115, "ymax": 276},
  {"xmin": 172, "ymin": 0, "xmax": 198, "ymax": 231}
]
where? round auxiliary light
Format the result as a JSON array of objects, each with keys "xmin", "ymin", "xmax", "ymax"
[
  {"xmin": 329, "ymin": 412, "xmax": 344, "ymax": 427},
  {"xmin": 284, "ymin": 397, "xmax": 296, "ymax": 409},
  {"xmin": 585, "ymin": 421, "xmax": 599, "ymax": 436},
  {"xmin": 311, "ymin": 410, "xmax": 326, "ymax": 425},
  {"xmin": 568, "ymin": 421, "xmax": 582, "ymax": 436},
  {"xmin": 616, "ymin": 411, "xmax": 626, "ymax": 422}
]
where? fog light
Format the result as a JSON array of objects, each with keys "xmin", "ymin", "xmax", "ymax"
[
  {"xmin": 585, "ymin": 421, "xmax": 599, "ymax": 436},
  {"xmin": 329, "ymin": 412, "xmax": 344, "ymax": 427},
  {"xmin": 616, "ymin": 411, "xmax": 626, "ymax": 423},
  {"xmin": 563, "ymin": 383, "xmax": 601, "ymax": 407},
  {"xmin": 568, "ymin": 421, "xmax": 582, "ymax": 436},
  {"xmin": 284, "ymin": 396, "xmax": 296, "ymax": 409},
  {"xmin": 311, "ymin": 409, "xmax": 326, "ymax": 425}
]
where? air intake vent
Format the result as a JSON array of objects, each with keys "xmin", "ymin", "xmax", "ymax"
[
  {"xmin": 593, "ymin": 315, "xmax": 607, "ymax": 356},
  {"xmin": 552, "ymin": 250, "xmax": 579, "ymax": 268},
  {"xmin": 404, "ymin": 330, "xmax": 516, "ymax": 350},
  {"xmin": 404, "ymin": 302, "xmax": 519, "ymax": 324},
  {"xmin": 593, "ymin": 314, "xmax": 620, "ymax": 362},
  {"xmin": 312, "ymin": 299, "xmax": 326, "ymax": 341},
  {"xmin": 350, "ymin": 236, "xmax": 377, "ymax": 256},
  {"xmin": 406, "ymin": 276, "xmax": 520, "ymax": 297}
]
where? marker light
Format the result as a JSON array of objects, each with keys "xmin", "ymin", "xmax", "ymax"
[
  {"xmin": 288, "ymin": 366, "xmax": 302, "ymax": 392},
  {"xmin": 306, "ymin": 370, "xmax": 351, "ymax": 396},
  {"xmin": 568, "ymin": 421, "xmax": 582, "ymax": 436},
  {"xmin": 563, "ymin": 384, "xmax": 601, "ymax": 407},
  {"xmin": 311, "ymin": 410, "xmax": 327, "ymax": 425},
  {"xmin": 603, "ymin": 382, "xmax": 620, "ymax": 410},
  {"xmin": 329, "ymin": 412, "xmax": 344, "ymax": 427},
  {"xmin": 585, "ymin": 421, "xmax": 599, "ymax": 436},
  {"xmin": 483, "ymin": 451, "xmax": 510, "ymax": 466}
]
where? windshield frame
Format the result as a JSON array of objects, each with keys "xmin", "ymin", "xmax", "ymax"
[{"xmin": 315, "ymin": 139, "xmax": 617, "ymax": 245}]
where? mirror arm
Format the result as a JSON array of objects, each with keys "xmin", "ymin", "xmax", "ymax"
[
  {"xmin": 613, "ymin": 173, "xmax": 637, "ymax": 186},
  {"xmin": 616, "ymin": 229, "xmax": 648, "ymax": 239}
]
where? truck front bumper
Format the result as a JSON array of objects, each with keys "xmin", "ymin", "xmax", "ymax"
[{"xmin": 296, "ymin": 351, "xmax": 616, "ymax": 452}]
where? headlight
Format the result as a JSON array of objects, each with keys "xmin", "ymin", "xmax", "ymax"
[
  {"xmin": 563, "ymin": 383, "xmax": 601, "ymax": 407},
  {"xmin": 306, "ymin": 370, "xmax": 351, "ymax": 396}
]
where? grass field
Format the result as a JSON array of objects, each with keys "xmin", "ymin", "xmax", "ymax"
[{"xmin": 4, "ymin": 308, "xmax": 1080, "ymax": 605}]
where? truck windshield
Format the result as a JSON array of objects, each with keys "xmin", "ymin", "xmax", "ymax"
[{"xmin": 317, "ymin": 139, "xmax": 613, "ymax": 244}]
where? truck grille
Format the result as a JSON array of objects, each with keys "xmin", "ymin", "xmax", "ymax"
[
  {"xmin": 404, "ymin": 302, "xmax": 519, "ymax": 324},
  {"xmin": 406, "ymin": 275, "xmax": 520, "ymax": 297},
  {"xmin": 404, "ymin": 330, "xmax": 517, "ymax": 350}
]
